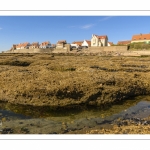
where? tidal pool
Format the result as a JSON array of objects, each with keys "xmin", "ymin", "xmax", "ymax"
[{"xmin": 1, "ymin": 95, "xmax": 150, "ymax": 123}]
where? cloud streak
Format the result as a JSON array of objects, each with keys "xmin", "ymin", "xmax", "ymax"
[
  {"xmin": 0, "ymin": 27, "xmax": 2, "ymax": 30},
  {"xmin": 99, "ymin": 16, "xmax": 114, "ymax": 22},
  {"xmin": 80, "ymin": 24, "xmax": 95, "ymax": 29}
]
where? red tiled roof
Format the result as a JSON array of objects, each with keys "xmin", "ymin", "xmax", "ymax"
[
  {"xmin": 117, "ymin": 40, "xmax": 131, "ymax": 45},
  {"xmin": 16, "ymin": 42, "xmax": 30, "ymax": 48},
  {"xmin": 72, "ymin": 41, "xmax": 83, "ymax": 46},
  {"xmin": 108, "ymin": 42, "xmax": 113, "ymax": 46},
  {"xmin": 40, "ymin": 41, "xmax": 50, "ymax": 46},
  {"xmin": 132, "ymin": 33, "xmax": 150, "ymax": 41},
  {"xmin": 94, "ymin": 34, "xmax": 108, "ymax": 39},
  {"xmin": 30, "ymin": 42, "xmax": 39, "ymax": 46},
  {"xmin": 57, "ymin": 40, "xmax": 67, "ymax": 44}
]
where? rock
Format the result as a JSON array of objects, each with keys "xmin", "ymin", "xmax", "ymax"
[{"xmin": 1, "ymin": 128, "xmax": 13, "ymax": 134}]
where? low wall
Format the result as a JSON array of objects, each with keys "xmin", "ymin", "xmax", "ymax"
[
  {"xmin": 115, "ymin": 50, "xmax": 150, "ymax": 56},
  {"xmin": 133, "ymin": 51, "xmax": 150, "ymax": 55},
  {"xmin": 6, "ymin": 48, "xmax": 69, "ymax": 53},
  {"xmin": 5, "ymin": 47, "xmax": 150, "ymax": 56},
  {"xmin": 8, "ymin": 48, "xmax": 53, "ymax": 53},
  {"xmin": 53, "ymin": 48, "xmax": 68, "ymax": 53},
  {"xmin": 89, "ymin": 46, "xmax": 128, "ymax": 52}
]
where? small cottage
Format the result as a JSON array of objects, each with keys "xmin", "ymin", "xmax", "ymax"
[
  {"xmin": 29, "ymin": 42, "xmax": 39, "ymax": 49},
  {"xmin": 39, "ymin": 41, "xmax": 51, "ymax": 49},
  {"xmin": 56, "ymin": 40, "xmax": 67, "ymax": 49}
]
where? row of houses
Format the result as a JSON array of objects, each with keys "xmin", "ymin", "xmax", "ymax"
[
  {"xmin": 117, "ymin": 33, "xmax": 150, "ymax": 45},
  {"xmin": 71, "ymin": 35, "xmax": 113, "ymax": 48},
  {"xmin": 11, "ymin": 33, "xmax": 150, "ymax": 50},
  {"xmin": 11, "ymin": 40, "xmax": 67, "ymax": 50},
  {"xmin": 10, "ymin": 34, "xmax": 113, "ymax": 50}
]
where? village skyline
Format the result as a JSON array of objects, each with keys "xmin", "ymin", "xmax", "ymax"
[{"xmin": 1, "ymin": 16, "xmax": 150, "ymax": 52}]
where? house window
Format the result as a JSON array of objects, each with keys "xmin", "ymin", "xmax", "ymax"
[
  {"xmin": 144, "ymin": 38, "xmax": 146, "ymax": 39},
  {"xmin": 134, "ymin": 39, "xmax": 136, "ymax": 40}
]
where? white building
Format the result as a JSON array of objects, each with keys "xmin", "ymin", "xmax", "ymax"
[
  {"xmin": 82, "ymin": 40, "xmax": 91, "ymax": 47},
  {"xmin": 91, "ymin": 34, "xmax": 108, "ymax": 47}
]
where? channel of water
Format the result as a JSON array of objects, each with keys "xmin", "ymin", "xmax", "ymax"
[{"xmin": 1, "ymin": 96, "xmax": 150, "ymax": 123}]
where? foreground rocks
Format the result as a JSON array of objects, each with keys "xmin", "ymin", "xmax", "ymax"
[
  {"xmin": 1, "ymin": 114, "xmax": 150, "ymax": 134},
  {"xmin": 0, "ymin": 54, "xmax": 150, "ymax": 108}
]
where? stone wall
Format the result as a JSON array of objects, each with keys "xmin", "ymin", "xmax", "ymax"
[
  {"xmin": 6, "ymin": 47, "xmax": 70, "ymax": 53},
  {"xmin": 89, "ymin": 46, "xmax": 128, "ymax": 52},
  {"xmin": 8, "ymin": 48, "xmax": 53, "ymax": 53}
]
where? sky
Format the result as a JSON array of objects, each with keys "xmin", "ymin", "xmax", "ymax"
[{"xmin": 0, "ymin": 16, "xmax": 150, "ymax": 52}]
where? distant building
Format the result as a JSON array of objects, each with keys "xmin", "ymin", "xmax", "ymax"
[
  {"xmin": 51, "ymin": 44, "xmax": 56, "ymax": 48},
  {"xmin": 117, "ymin": 40, "xmax": 131, "ymax": 45},
  {"xmin": 72, "ymin": 41, "xmax": 83, "ymax": 47},
  {"xmin": 56, "ymin": 40, "xmax": 67, "ymax": 49},
  {"xmin": 39, "ymin": 41, "xmax": 51, "ymax": 49},
  {"xmin": 82, "ymin": 40, "xmax": 91, "ymax": 47},
  {"xmin": 29, "ymin": 42, "xmax": 39, "ymax": 49},
  {"xmin": 107, "ymin": 42, "xmax": 113, "ymax": 46},
  {"xmin": 16, "ymin": 42, "xmax": 30, "ymax": 49},
  {"xmin": 10, "ymin": 44, "xmax": 17, "ymax": 50},
  {"xmin": 91, "ymin": 34, "xmax": 108, "ymax": 47},
  {"xmin": 131, "ymin": 33, "xmax": 150, "ymax": 43}
]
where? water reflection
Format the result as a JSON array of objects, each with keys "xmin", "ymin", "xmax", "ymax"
[{"xmin": 0, "ymin": 96, "xmax": 150, "ymax": 122}]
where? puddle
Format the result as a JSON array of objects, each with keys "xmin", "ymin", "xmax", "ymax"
[{"xmin": 0, "ymin": 96, "xmax": 150, "ymax": 122}]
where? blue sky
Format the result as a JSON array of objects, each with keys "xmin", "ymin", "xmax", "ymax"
[{"xmin": 0, "ymin": 16, "xmax": 150, "ymax": 52}]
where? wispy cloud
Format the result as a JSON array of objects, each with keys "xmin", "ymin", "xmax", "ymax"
[
  {"xmin": 99, "ymin": 16, "xmax": 114, "ymax": 22},
  {"xmin": 80, "ymin": 24, "xmax": 95, "ymax": 29},
  {"xmin": 0, "ymin": 27, "xmax": 2, "ymax": 30}
]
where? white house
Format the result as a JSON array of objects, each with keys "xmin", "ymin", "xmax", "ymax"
[
  {"xmin": 81, "ymin": 40, "xmax": 91, "ymax": 47},
  {"xmin": 91, "ymin": 34, "xmax": 108, "ymax": 47},
  {"xmin": 39, "ymin": 41, "xmax": 51, "ymax": 49}
]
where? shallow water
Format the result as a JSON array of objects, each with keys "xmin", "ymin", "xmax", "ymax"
[{"xmin": 1, "ymin": 96, "xmax": 150, "ymax": 123}]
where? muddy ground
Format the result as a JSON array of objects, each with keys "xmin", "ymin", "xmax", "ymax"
[{"xmin": 0, "ymin": 53, "xmax": 150, "ymax": 134}]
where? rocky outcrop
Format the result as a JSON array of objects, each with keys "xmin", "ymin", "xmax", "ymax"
[{"xmin": 0, "ymin": 53, "xmax": 150, "ymax": 108}]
